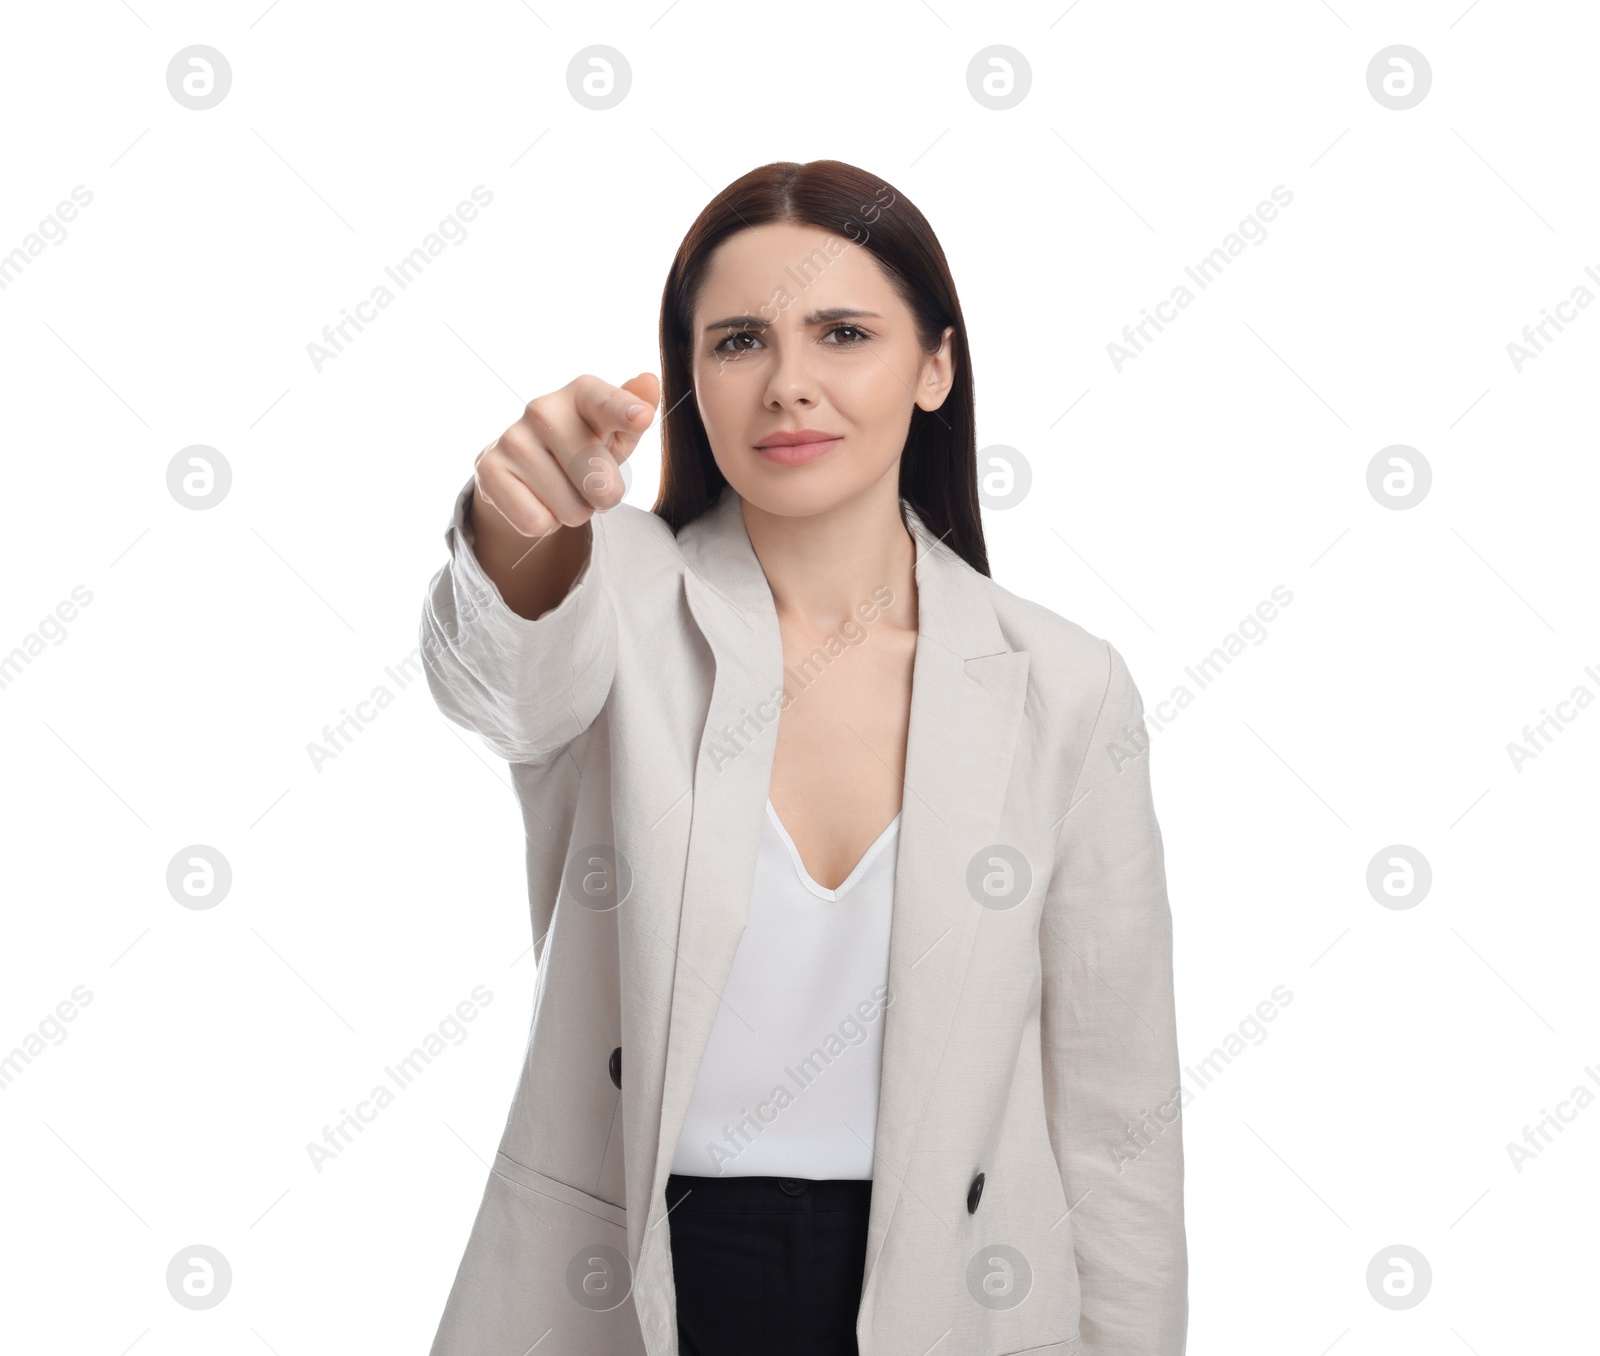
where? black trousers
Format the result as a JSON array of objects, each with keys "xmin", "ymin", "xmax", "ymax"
[{"xmin": 665, "ymin": 1173, "xmax": 873, "ymax": 1356}]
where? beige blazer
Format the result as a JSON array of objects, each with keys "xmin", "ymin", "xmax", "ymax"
[{"xmin": 418, "ymin": 475, "xmax": 1187, "ymax": 1356}]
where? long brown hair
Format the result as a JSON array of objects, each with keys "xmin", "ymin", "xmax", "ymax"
[{"xmin": 650, "ymin": 159, "xmax": 989, "ymax": 578}]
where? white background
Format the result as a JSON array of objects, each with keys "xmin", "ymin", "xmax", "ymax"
[{"xmin": 1, "ymin": 1, "xmax": 1595, "ymax": 1352}]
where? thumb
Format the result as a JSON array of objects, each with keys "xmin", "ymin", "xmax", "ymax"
[{"xmin": 619, "ymin": 371, "xmax": 662, "ymax": 411}]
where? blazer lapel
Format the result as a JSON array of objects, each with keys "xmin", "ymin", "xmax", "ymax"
[
  {"xmin": 631, "ymin": 485, "xmax": 786, "ymax": 1304},
  {"xmin": 632, "ymin": 483, "xmax": 1030, "ymax": 1319},
  {"xmin": 857, "ymin": 509, "xmax": 1030, "ymax": 1295}
]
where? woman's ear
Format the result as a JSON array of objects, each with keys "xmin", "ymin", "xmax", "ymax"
[{"xmin": 915, "ymin": 325, "xmax": 957, "ymax": 412}]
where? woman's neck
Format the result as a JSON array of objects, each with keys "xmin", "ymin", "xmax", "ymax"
[{"xmin": 738, "ymin": 481, "xmax": 919, "ymax": 636}]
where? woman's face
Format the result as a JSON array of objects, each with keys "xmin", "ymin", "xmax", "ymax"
[{"xmin": 689, "ymin": 221, "xmax": 954, "ymax": 520}]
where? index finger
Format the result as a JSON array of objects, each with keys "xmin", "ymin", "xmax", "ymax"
[{"xmin": 572, "ymin": 373, "xmax": 658, "ymax": 450}]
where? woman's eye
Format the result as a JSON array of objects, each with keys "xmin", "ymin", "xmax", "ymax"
[
  {"xmin": 713, "ymin": 330, "xmax": 760, "ymax": 356},
  {"xmin": 824, "ymin": 324, "xmax": 868, "ymax": 345}
]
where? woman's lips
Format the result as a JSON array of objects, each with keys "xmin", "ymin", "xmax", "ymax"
[{"xmin": 755, "ymin": 437, "xmax": 842, "ymax": 465}]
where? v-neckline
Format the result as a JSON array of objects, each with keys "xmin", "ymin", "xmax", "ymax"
[{"xmin": 765, "ymin": 798, "xmax": 901, "ymax": 901}]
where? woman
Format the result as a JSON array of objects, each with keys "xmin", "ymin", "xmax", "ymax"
[{"xmin": 420, "ymin": 160, "xmax": 1187, "ymax": 1356}]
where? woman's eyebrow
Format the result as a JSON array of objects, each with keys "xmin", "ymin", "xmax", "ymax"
[{"xmin": 702, "ymin": 307, "xmax": 882, "ymax": 334}]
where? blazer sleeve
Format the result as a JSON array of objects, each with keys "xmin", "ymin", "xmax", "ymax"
[
  {"xmin": 418, "ymin": 474, "xmax": 618, "ymax": 767},
  {"xmin": 1039, "ymin": 640, "xmax": 1188, "ymax": 1356}
]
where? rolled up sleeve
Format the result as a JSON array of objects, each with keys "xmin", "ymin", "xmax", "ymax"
[
  {"xmin": 419, "ymin": 474, "xmax": 618, "ymax": 767},
  {"xmin": 1039, "ymin": 640, "xmax": 1188, "ymax": 1355}
]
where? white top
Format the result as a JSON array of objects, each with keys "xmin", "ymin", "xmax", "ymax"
[{"xmin": 669, "ymin": 798, "xmax": 900, "ymax": 1179}]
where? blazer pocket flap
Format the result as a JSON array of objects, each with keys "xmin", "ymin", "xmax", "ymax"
[{"xmin": 491, "ymin": 1151, "xmax": 628, "ymax": 1229}]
